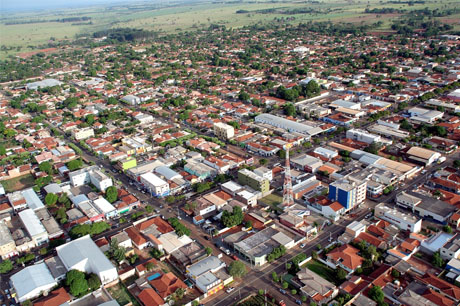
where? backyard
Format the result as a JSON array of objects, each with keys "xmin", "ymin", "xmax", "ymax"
[{"xmin": 304, "ymin": 260, "xmax": 337, "ymax": 285}]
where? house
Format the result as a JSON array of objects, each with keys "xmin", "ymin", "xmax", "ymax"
[
  {"xmin": 0, "ymin": 222, "xmax": 18, "ymax": 259},
  {"xmin": 138, "ymin": 288, "xmax": 166, "ymax": 306},
  {"xmin": 326, "ymin": 244, "xmax": 364, "ymax": 273},
  {"xmin": 150, "ymin": 272, "xmax": 188, "ymax": 300},
  {"xmin": 298, "ymin": 267, "xmax": 338, "ymax": 305},
  {"xmin": 440, "ymin": 234, "xmax": 460, "ymax": 261},
  {"xmin": 34, "ymin": 287, "xmax": 71, "ymax": 306},
  {"xmin": 10, "ymin": 263, "xmax": 57, "ymax": 302},
  {"xmin": 19, "ymin": 209, "xmax": 48, "ymax": 247},
  {"xmin": 290, "ymin": 154, "xmax": 323, "ymax": 173},
  {"xmin": 186, "ymin": 256, "xmax": 232, "ymax": 295}
]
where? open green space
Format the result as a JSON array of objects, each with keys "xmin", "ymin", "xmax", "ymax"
[
  {"xmin": 1, "ymin": 174, "xmax": 35, "ymax": 193},
  {"xmin": 305, "ymin": 260, "xmax": 337, "ymax": 284},
  {"xmin": 260, "ymin": 193, "xmax": 283, "ymax": 206}
]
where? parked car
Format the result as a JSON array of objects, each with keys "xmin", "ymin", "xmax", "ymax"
[
  {"xmin": 279, "ymin": 288, "xmax": 286, "ymax": 294},
  {"xmin": 300, "ymin": 243, "xmax": 306, "ymax": 248},
  {"xmin": 279, "ymin": 300, "xmax": 286, "ymax": 306},
  {"xmin": 295, "ymin": 300, "xmax": 302, "ymax": 305},
  {"xmin": 226, "ymin": 287, "xmax": 235, "ymax": 293},
  {"xmin": 231, "ymin": 255, "xmax": 238, "ymax": 260}
]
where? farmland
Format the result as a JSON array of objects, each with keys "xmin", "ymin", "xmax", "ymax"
[{"xmin": 1, "ymin": 0, "xmax": 460, "ymax": 58}]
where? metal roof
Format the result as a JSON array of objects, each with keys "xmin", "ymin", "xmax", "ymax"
[
  {"xmin": 21, "ymin": 188, "xmax": 44, "ymax": 211},
  {"xmin": 11, "ymin": 263, "xmax": 56, "ymax": 301},
  {"xmin": 18, "ymin": 209, "xmax": 47, "ymax": 237}
]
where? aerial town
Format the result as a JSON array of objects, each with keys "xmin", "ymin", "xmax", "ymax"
[{"xmin": 0, "ymin": 17, "xmax": 460, "ymax": 306}]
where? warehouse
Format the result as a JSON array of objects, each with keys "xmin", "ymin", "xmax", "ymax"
[
  {"xmin": 140, "ymin": 172, "xmax": 170, "ymax": 197},
  {"xmin": 255, "ymin": 113, "xmax": 323, "ymax": 136}
]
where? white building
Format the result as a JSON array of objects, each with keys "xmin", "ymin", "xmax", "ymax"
[
  {"xmin": 92, "ymin": 197, "xmax": 118, "ymax": 219},
  {"xmin": 440, "ymin": 234, "xmax": 460, "ymax": 261},
  {"xmin": 71, "ymin": 127, "xmax": 95, "ymax": 140},
  {"xmin": 254, "ymin": 113, "xmax": 323, "ymax": 137},
  {"xmin": 19, "ymin": 209, "xmax": 48, "ymax": 246},
  {"xmin": 374, "ymin": 203, "xmax": 422, "ymax": 233},
  {"xmin": 121, "ymin": 95, "xmax": 141, "ymax": 105},
  {"xmin": 56, "ymin": 235, "xmax": 118, "ymax": 284},
  {"xmin": 346, "ymin": 129, "xmax": 381, "ymax": 144},
  {"xmin": 213, "ymin": 122, "xmax": 235, "ymax": 140},
  {"xmin": 10, "ymin": 263, "xmax": 57, "ymax": 302},
  {"xmin": 140, "ymin": 172, "xmax": 169, "ymax": 197},
  {"xmin": 406, "ymin": 146, "xmax": 442, "ymax": 166},
  {"xmin": 253, "ymin": 166, "xmax": 273, "ymax": 182},
  {"xmin": 186, "ymin": 256, "xmax": 230, "ymax": 294},
  {"xmin": 407, "ymin": 107, "xmax": 444, "ymax": 123},
  {"xmin": 69, "ymin": 166, "xmax": 113, "ymax": 192}
]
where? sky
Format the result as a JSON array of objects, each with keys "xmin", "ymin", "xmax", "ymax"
[{"xmin": 0, "ymin": 0, "xmax": 131, "ymax": 12}]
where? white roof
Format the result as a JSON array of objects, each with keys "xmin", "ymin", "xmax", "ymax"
[
  {"xmin": 92, "ymin": 197, "xmax": 116, "ymax": 214},
  {"xmin": 22, "ymin": 188, "xmax": 45, "ymax": 211},
  {"xmin": 140, "ymin": 172, "xmax": 168, "ymax": 187},
  {"xmin": 56, "ymin": 235, "xmax": 116, "ymax": 279},
  {"xmin": 187, "ymin": 256, "xmax": 225, "ymax": 277},
  {"xmin": 221, "ymin": 181, "xmax": 243, "ymax": 192},
  {"xmin": 19, "ymin": 209, "xmax": 47, "ymax": 237},
  {"xmin": 11, "ymin": 263, "xmax": 57, "ymax": 301},
  {"xmin": 158, "ymin": 232, "xmax": 193, "ymax": 254}
]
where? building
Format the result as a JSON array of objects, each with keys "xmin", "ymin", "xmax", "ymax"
[
  {"xmin": 328, "ymin": 178, "xmax": 366, "ymax": 211},
  {"xmin": 407, "ymin": 107, "xmax": 444, "ymax": 123},
  {"xmin": 346, "ymin": 129, "xmax": 381, "ymax": 144},
  {"xmin": 56, "ymin": 235, "xmax": 118, "ymax": 284},
  {"xmin": 69, "ymin": 166, "xmax": 113, "ymax": 192},
  {"xmin": 298, "ymin": 268, "xmax": 338, "ymax": 305},
  {"xmin": 140, "ymin": 172, "xmax": 170, "ymax": 197},
  {"xmin": 18, "ymin": 209, "xmax": 49, "ymax": 246},
  {"xmin": 440, "ymin": 234, "xmax": 460, "ymax": 261},
  {"xmin": 253, "ymin": 166, "xmax": 273, "ymax": 182},
  {"xmin": 21, "ymin": 188, "xmax": 45, "ymax": 211},
  {"xmin": 238, "ymin": 169, "xmax": 269, "ymax": 193},
  {"xmin": 406, "ymin": 146, "xmax": 442, "ymax": 166},
  {"xmin": 10, "ymin": 263, "xmax": 57, "ymax": 302},
  {"xmin": 255, "ymin": 113, "xmax": 323, "ymax": 136},
  {"xmin": 93, "ymin": 197, "xmax": 118, "ymax": 219},
  {"xmin": 121, "ymin": 95, "xmax": 141, "ymax": 105},
  {"xmin": 26, "ymin": 78, "xmax": 62, "ymax": 90},
  {"xmin": 374, "ymin": 203, "xmax": 422, "ymax": 233},
  {"xmin": 186, "ymin": 256, "xmax": 232, "ymax": 295},
  {"xmin": 290, "ymin": 154, "xmax": 323, "ymax": 173},
  {"xmin": 233, "ymin": 226, "xmax": 295, "ymax": 266},
  {"xmin": 396, "ymin": 192, "xmax": 422, "ymax": 210},
  {"xmin": 71, "ymin": 127, "xmax": 95, "ymax": 140},
  {"xmin": 213, "ymin": 122, "xmax": 235, "ymax": 140},
  {"xmin": 326, "ymin": 244, "xmax": 363, "ymax": 273},
  {"xmin": 0, "ymin": 221, "xmax": 17, "ymax": 259},
  {"xmin": 118, "ymin": 157, "xmax": 137, "ymax": 171}
]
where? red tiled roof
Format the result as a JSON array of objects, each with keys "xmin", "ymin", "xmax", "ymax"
[
  {"xmin": 138, "ymin": 288, "xmax": 164, "ymax": 306},
  {"xmin": 150, "ymin": 272, "xmax": 187, "ymax": 298},
  {"xmin": 327, "ymin": 244, "xmax": 364, "ymax": 270},
  {"xmin": 34, "ymin": 287, "xmax": 70, "ymax": 306}
]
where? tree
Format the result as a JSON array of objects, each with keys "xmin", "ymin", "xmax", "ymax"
[
  {"xmin": 432, "ymin": 251, "xmax": 445, "ymax": 268},
  {"xmin": 88, "ymin": 273, "xmax": 101, "ymax": 291},
  {"xmin": 105, "ymin": 186, "xmax": 118, "ymax": 203},
  {"xmin": 272, "ymin": 271, "xmax": 279, "ymax": 282},
  {"xmin": 391, "ymin": 269, "xmax": 400, "ymax": 278},
  {"xmin": 443, "ymin": 225, "xmax": 453, "ymax": 233},
  {"xmin": 368, "ymin": 285, "xmax": 384, "ymax": 304},
  {"xmin": 245, "ymin": 220, "xmax": 253, "ymax": 229},
  {"xmin": 145, "ymin": 262, "xmax": 155, "ymax": 271},
  {"xmin": 282, "ymin": 281, "xmax": 289, "ymax": 289},
  {"xmin": 66, "ymin": 269, "xmax": 85, "ymax": 286},
  {"xmin": 259, "ymin": 158, "xmax": 267, "ymax": 165},
  {"xmin": 284, "ymin": 103, "xmax": 296, "ymax": 117},
  {"xmin": 238, "ymin": 90, "xmax": 250, "ymax": 102},
  {"xmin": 309, "ymin": 302, "xmax": 317, "ymax": 306},
  {"xmin": 66, "ymin": 159, "xmax": 83, "ymax": 171},
  {"xmin": 454, "ymin": 160, "xmax": 460, "ymax": 168},
  {"xmin": 45, "ymin": 193, "xmax": 58, "ymax": 206},
  {"xmin": 336, "ymin": 268, "xmax": 347, "ymax": 281},
  {"xmin": 0, "ymin": 260, "xmax": 13, "ymax": 274},
  {"xmin": 312, "ymin": 251, "xmax": 318, "ymax": 260},
  {"xmin": 205, "ymin": 247, "xmax": 213, "ymax": 256},
  {"xmin": 228, "ymin": 260, "xmax": 247, "ymax": 278},
  {"xmin": 70, "ymin": 277, "xmax": 88, "ymax": 297},
  {"xmin": 38, "ymin": 161, "xmax": 53, "ymax": 174},
  {"xmin": 0, "ymin": 145, "xmax": 6, "ymax": 155}
]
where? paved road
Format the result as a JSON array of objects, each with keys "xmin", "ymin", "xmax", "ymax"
[{"xmin": 204, "ymin": 206, "xmax": 372, "ymax": 306}]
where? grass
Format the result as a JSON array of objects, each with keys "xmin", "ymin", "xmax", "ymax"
[
  {"xmin": 107, "ymin": 283, "xmax": 140, "ymax": 306},
  {"xmin": 305, "ymin": 260, "xmax": 337, "ymax": 285},
  {"xmin": 261, "ymin": 193, "xmax": 283, "ymax": 206},
  {"xmin": 1, "ymin": 173, "xmax": 35, "ymax": 193}
]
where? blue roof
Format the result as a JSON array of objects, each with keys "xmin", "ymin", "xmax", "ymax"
[
  {"xmin": 155, "ymin": 165, "xmax": 181, "ymax": 180},
  {"xmin": 71, "ymin": 194, "xmax": 90, "ymax": 206}
]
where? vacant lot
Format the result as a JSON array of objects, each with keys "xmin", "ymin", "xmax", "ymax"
[
  {"xmin": 1, "ymin": 174, "xmax": 35, "ymax": 193},
  {"xmin": 107, "ymin": 283, "xmax": 140, "ymax": 306}
]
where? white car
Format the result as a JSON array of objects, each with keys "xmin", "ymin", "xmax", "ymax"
[
  {"xmin": 226, "ymin": 287, "xmax": 235, "ymax": 293},
  {"xmin": 300, "ymin": 243, "xmax": 306, "ymax": 248}
]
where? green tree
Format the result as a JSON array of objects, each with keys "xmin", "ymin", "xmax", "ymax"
[
  {"xmin": 205, "ymin": 247, "xmax": 213, "ymax": 256},
  {"xmin": 145, "ymin": 262, "xmax": 155, "ymax": 271},
  {"xmin": 259, "ymin": 158, "xmax": 267, "ymax": 165},
  {"xmin": 66, "ymin": 269, "xmax": 85, "ymax": 286},
  {"xmin": 282, "ymin": 281, "xmax": 289, "ymax": 289},
  {"xmin": 70, "ymin": 277, "xmax": 88, "ymax": 297},
  {"xmin": 391, "ymin": 269, "xmax": 400, "ymax": 278},
  {"xmin": 45, "ymin": 193, "xmax": 58, "ymax": 206},
  {"xmin": 238, "ymin": 90, "xmax": 250, "ymax": 102},
  {"xmin": 105, "ymin": 186, "xmax": 118, "ymax": 203},
  {"xmin": 0, "ymin": 259, "xmax": 13, "ymax": 274},
  {"xmin": 336, "ymin": 268, "xmax": 347, "ymax": 281},
  {"xmin": 0, "ymin": 145, "xmax": 6, "ymax": 155},
  {"xmin": 228, "ymin": 260, "xmax": 247, "ymax": 278},
  {"xmin": 284, "ymin": 103, "xmax": 296, "ymax": 117},
  {"xmin": 368, "ymin": 285, "xmax": 384, "ymax": 304},
  {"xmin": 66, "ymin": 159, "xmax": 83, "ymax": 171},
  {"xmin": 88, "ymin": 273, "xmax": 101, "ymax": 291},
  {"xmin": 291, "ymin": 289, "xmax": 297, "ymax": 295},
  {"xmin": 432, "ymin": 251, "xmax": 445, "ymax": 268},
  {"xmin": 443, "ymin": 225, "xmax": 453, "ymax": 233},
  {"xmin": 38, "ymin": 161, "xmax": 53, "ymax": 174}
]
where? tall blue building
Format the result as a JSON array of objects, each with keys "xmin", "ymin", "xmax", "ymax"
[{"xmin": 328, "ymin": 178, "xmax": 367, "ymax": 211}]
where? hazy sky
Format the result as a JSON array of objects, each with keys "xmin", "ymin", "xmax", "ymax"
[{"xmin": 1, "ymin": 0, "xmax": 130, "ymax": 12}]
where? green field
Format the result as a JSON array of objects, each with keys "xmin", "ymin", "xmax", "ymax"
[
  {"xmin": 1, "ymin": 174, "xmax": 35, "ymax": 193},
  {"xmin": 305, "ymin": 260, "xmax": 338, "ymax": 284},
  {"xmin": 1, "ymin": 0, "xmax": 459, "ymax": 58}
]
